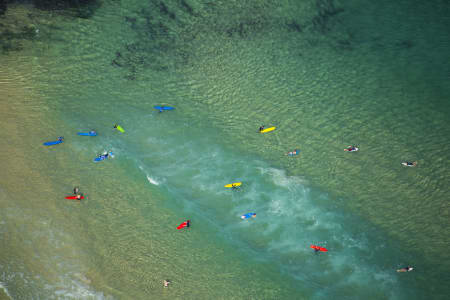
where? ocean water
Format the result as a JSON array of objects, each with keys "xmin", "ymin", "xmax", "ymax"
[{"xmin": 0, "ymin": 0, "xmax": 449, "ymax": 299}]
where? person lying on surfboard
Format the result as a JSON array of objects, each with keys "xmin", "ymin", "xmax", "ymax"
[
  {"xmin": 397, "ymin": 266, "xmax": 413, "ymax": 272},
  {"xmin": 285, "ymin": 149, "xmax": 299, "ymax": 156},
  {"xmin": 97, "ymin": 151, "xmax": 110, "ymax": 160},
  {"xmin": 344, "ymin": 145, "xmax": 358, "ymax": 152},
  {"xmin": 402, "ymin": 161, "xmax": 417, "ymax": 167},
  {"xmin": 177, "ymin": 220, "xmax": 190, "ymax": 229},
  {"xmin": 69, "ymin": 188, "xmax": 83, "ymax": 200}
]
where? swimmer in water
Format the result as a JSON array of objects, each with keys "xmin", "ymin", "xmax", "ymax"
[
  {"xmin": 397, "ymin": 266, "xmax": 414, "ymax": 272},
  {"xmin": 73, "ymin": 187, "xmax": 80, "ymax": 195},
  {"xmin": 163, "ymin": 279, "xmax": 171, "ymax": 287},
  {"xmin": 402, "ymin": 161, "xmax": 417, "ymax": 167}
]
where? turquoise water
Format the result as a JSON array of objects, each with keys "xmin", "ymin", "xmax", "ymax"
[{"xmin": 1, "ymin": 0, "xmax": 449, "ymax": 299}]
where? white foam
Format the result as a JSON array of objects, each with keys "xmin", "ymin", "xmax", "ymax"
[
  {"xmin": 132, "ymin": 129, "xmax": 402, "ymax": 297},
  {"xmin": 47, "ymin": 276, "xmax": 112, "ymax": 300},
  {"xmin": 146, "ymin": 175, "xmax": 160, "ymax": 185},
  {"xmin": 258, "ymin": 167, "xmax": 307, "ymax": 188}
]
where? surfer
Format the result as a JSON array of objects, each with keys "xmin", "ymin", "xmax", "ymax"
[
  {"xmin": 89, "ymin": 130, "xmax": 96, "ymax": 135},
  {"xmin": 113, "ymin": 124, "xmax": 118, "ymax": 129},
  {"xmin": 259, "ymin": 125, "xmax": 265, "ymax": 132},
  {"xmin": 186, "ymin": 220, "xmax": 190, "ymax": 228},
  {"xmin": 397, "ymin": 266, "xmax": 413, "ymax": 272},
  {"xmin": 402, "ymin": 161, "xmax": 417, "ymax": 167},
  {"xmin": 231, "ymin": 183, "xmax": 239, "ymax": 189},
  {"xmin": 286, "ymin": 149, "xmax": 299, "ymax": 156},
  {"xmin": 344, "ymin": 145, "xmax": 358, "ymax": 152},
  {"xmin": 163, "ymin": 279, "xmax": 171, "ymax": 287},
  {"xmin": 57, "ymin": 136, "xmax": 64, "ymax": 141},
  {"xmin": 76, "ymin": 194, "xmax": 82, "ymax": 200}
]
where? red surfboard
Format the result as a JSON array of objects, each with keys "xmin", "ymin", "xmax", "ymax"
[
  {"xmin": 310, "ymin": 245, "xmax": 328, "ymax": 252},
  {"xmin": 65, "ymin": 195, "xmax": 84, "ymax": 200},
  {"xmin": 177, "ymin": 220, "xmax": 190, "ymax": 230}
]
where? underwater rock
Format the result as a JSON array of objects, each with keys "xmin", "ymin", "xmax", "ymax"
[
  {"xmin": 0, "ymin": 0, "xmax": 7, "ymax": 16},
  {"xmin": 32, "ymin": 0, "xmax": 101, "ymax": 18},
  {"xmin": 312, "ymin": 0, "xmax": 344, "ymax": 33},
  {"xmin": 287, "ymin": 20, "xmax": 302, "ymax": 33},
  {"xmin": 180, "ymin": 0, "xmax": 194, "ymax": 16},
  {"xmin": 396, "ymin": 40, "xmax": 414, "ymax": 49}
]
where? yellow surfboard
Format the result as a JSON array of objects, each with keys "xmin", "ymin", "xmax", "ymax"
[
  {"xmin": 224, "ymin": 182, "xmax": 242, "ymax": 188},
  {"xmin": 115, "ymin": 125, "xmax": 125, "ymax": 133},
  {"xmin": 260, "ymin": 126, "xmax": 276, "ymax": 133}
]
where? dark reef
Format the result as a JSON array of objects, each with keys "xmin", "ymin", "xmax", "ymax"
[
  {"xmin": 0, "ymin": 0, "xmax": 101, "ymax": 18},
  {"xmin": 0, "ymin": 0, "xmax": 361, "ymax": 76},
  {"xmin": 0, "ymin": 24, "xmax": 38, "ymax": 53},
  {"xmin": 0, "ymin": 0, "xmax": 7, "ymax": 16},
  {"xmin": 312, "ymin": 0, "xmax": 344, "ymax": 33},
  {"xmin": 0, "ymin": 0, "xmax": 101, "ymax": 54},
  {"xmin": 111, "ymin": 0, "xmax": 276, "ymax": 79}
]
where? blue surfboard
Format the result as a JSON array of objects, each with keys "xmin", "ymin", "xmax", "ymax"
[
  {"xmin": 78, "ymin": 131, "xmax": 97, "ymax": 136},
  {"xmin": 154, "ymin": 105, "xmax": 175, "ymax": 112},
  {"xmin": 43, "ymin": 137, "xmax": 63, "ymax": 146},
  {"xmin": 241, "ymin": 212, "xmax": 256, "ymax": 219}
]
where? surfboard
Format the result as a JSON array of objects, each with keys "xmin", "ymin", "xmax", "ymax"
[
  {"xmin": 241, "ymin": 213, "xmax": 256, "ymax": 219},
  {"xmin": 177, "ymin": 220, "xmax": 190, "ymax": 229},
  {"xmin": 65, "ymin": 195, "xmax": 84, "ymax": 200},
  {"xmin": 154, "ymin": 105, "xmax": 175, "ymax": 111},
  {"xmin": 43, "ymin": 137, "xmax": 63, "ymax": 146},
  {"xmin": 224, "ymin": 182, "xmax": 242, "ymax": 188},
  {"xmin": 77, "ymin": 132, "xmax": 97, "ymax": 136},
  {"xmin": 115, "ymin": 125, "xmax": 125, "ymax": 133},
  {"xmin": 310, "ymin": 245, "xmax": 328, "ymax": 252},
  {"xmin": 260, "ymin": 126, "xmax": 276, "ymax": 133},
  {"xmin": 43, "ymin": 140, "xmax": 63, "ymax": 146}
]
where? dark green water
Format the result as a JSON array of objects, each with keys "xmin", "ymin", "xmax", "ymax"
[{"xmin": 0, "ymin": 0, "xmax": 449, "ymax": 299}]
